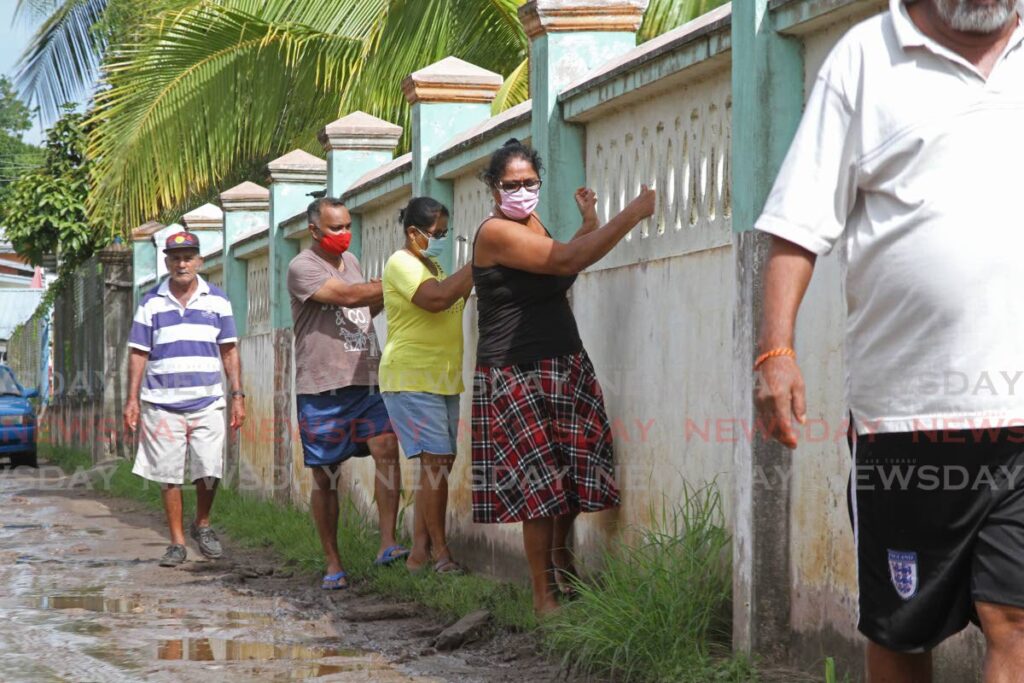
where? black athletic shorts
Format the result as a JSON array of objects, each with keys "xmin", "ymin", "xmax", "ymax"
[{"xmin": 850, "ymin": 427, "xmax": 1024, "ymax": 652}]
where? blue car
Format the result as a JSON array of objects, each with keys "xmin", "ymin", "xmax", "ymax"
[{"xmin": 0, "ymin": 365, "xmax": 38, "ymax": 468}]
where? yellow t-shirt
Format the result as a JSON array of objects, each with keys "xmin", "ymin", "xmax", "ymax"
[{"xmin": 379, "ymin": 250, "xmax": 465, "ymax": 394}]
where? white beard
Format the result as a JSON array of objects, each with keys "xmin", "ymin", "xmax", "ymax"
[{"xmin": 934, "ymin": 0, "xmax": 1018, "ymax": 33}]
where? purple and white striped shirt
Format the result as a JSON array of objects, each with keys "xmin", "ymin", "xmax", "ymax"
[{"xmin": 128, "ymin": 276, "xmax": 238, "ymax": 413}]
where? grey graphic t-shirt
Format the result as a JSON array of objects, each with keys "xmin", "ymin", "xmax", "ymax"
[{"xmin": 287, "ymin": 249, "xmax": 379, "ymax": 394}]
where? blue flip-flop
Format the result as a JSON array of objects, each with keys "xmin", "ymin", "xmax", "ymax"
[
  {"xmin": 373, "ymin": 545, "xmax": 410, "ymax": 567},
  {"xmin": 322, "ymin": 570, "xmax": 348, "ymax": 590}
]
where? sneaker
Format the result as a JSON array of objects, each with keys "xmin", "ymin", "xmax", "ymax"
[
  {"xmin": 159, "ymin": 544, "xmax": 187, "ymax": 567},
  {"xmin": 189, "ymin": 522, "xmax": 223, "ymax": 559}
]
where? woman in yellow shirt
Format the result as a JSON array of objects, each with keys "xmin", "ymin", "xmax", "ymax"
[{"xmin": 380, "ymin": 197, "xmax": 473, "ymax": 573}]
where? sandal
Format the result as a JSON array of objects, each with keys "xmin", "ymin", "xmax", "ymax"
[
  {"xmin": 322, "ymin": 570, "xmax": 349, "ymax": 590},
  {"xmin": 434, "ymin": 557, "xmax": 465, "ymax": 575},
  {"xmin": 374, "ymin": 544, "xmax": 411, "ymax": 567}
]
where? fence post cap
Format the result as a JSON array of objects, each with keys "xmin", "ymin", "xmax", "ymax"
[
  {"xmin": 402, "ymin": 57, "xmax": 503, "ymax": 105},
  {"xmin": 266, "ymin": 149, "xmax": 327, "ymax": 184},
  {"xmin": 220, "ymin": 181, "xmax": 269, "ymax": 204},
  {"xmin": 518, "ymin": 0, "xmax": 649, "ymax": 39},
  {"xmin": 319, "ymin": 111, "xmax": 403, "ymax": 152},
  {"xmin": 181, "ymin": 203, "xmax": 224, "ymax": 231},
  {"xmin": 131, "ymin": 221, "xmax": 164, "ymax": 242}
]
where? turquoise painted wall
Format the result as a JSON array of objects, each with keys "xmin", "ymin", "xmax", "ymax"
[
  {"xmin": 412, "ymin": 100, "xmax": 492, "ymax": 273},
  {"xmin": 223, "ymin": 209, "xmax": 268, "ymax": 336},
  {"xmin": 270, "ymin": 181, "xmax": 324, "ymax": 330},
  {"xmin": 328, "ymin": 150, "xmax": 394, "ymax": 262},
  {"xmin": 731, "ymin": 0, "xmax": 804, "ymax": 233},
  {"xmin": 530, "ymin": 31, "xmax": 636, "ymax": 241}
]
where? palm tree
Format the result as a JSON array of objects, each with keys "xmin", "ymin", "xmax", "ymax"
[{"xmin": 15, "ymin": 0, "xmax": 726, "ymax": 230}]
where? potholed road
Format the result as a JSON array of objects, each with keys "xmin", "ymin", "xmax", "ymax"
[{"xmin": 0, "ymin": 463, "xmax": 558, "ymax": 683}]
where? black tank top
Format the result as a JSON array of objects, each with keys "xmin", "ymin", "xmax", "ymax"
[{"xmin": 472, "ymin": 217, "xmax": 583, "ymax": 367}]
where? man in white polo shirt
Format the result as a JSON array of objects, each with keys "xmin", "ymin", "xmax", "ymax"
[
  {"xmin": 124, "ymin": 231, "xmax": 245, "ymax": 567},
  {"xmin": 755, "ymin": 0, "xmax": 1024, "ymax": 679}
]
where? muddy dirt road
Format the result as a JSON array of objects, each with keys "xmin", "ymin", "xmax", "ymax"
[{"xmin": 0, "ymin": 465, "xmax": 567, "ymax": 682}]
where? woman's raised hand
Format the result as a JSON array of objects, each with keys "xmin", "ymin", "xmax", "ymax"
[
  {"xmin": 575, "ymin": 187, "xmax": 598, "ymax": 222},
  {"xmin": 627, "ymin": 185, "xmax": 657, "ymax": 220}
]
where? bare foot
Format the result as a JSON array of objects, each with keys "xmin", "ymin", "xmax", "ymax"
[
  {"xmin": 533, "ymin": 589, "xmax": 560, "ymax": 617},
  {"xmin": 406, "ymin": 550, "xmax": 430, "ymax": 572},
  {"xmin": 534, "ymin": 599, "xmax": 561, "ymax": 618}
]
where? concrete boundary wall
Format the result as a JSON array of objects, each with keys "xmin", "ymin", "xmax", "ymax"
[{"xmin": 116, "ymin": 0, "xmax": 986, "ymax": 677}]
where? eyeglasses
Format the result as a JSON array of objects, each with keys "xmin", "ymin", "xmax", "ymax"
[
  {"xmin": 415, "ymin": 227, "xmax": 448, "ymax": 240},
  {"xmin": 496, "ymin": 179, "xmax": 542, "ymax": 192}
]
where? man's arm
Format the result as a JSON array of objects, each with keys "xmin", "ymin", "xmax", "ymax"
[
  {"xmin": 124, "ymin": 348, "xmax": 148, "ymax": 432},
  {"xmin": 754, "ymin": 236, "xmax": 816, "ymax": 449},
  {"xmin": 220, "ymin": 342, "xmax": 245, "ymax": 431},
  {"xmin": 310, "ymin": 278, "xmax": 383, "ymax": 309}
]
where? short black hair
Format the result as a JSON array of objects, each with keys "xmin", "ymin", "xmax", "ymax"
[
  {"xmin": 307, "ymin": 197, "xmax": 346, "ymax": 227},
  {"xmin": 481, "ymin": 138, "xmax": 543, "ymax": 188},
  {"xmin": 399, "ymin": 197, "xmax": 450, "ymax": 232}
]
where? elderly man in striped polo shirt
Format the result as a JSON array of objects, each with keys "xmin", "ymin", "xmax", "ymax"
[{"xmin": 124, "ymin": 231, "xmax": 245, "ymax": 567}]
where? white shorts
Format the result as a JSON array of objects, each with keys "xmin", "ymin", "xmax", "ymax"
[{"xmin": 132, "ymin": 402, "xmax": 226, "ymax": 485}]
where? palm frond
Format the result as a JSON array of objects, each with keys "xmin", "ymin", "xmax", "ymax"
[
  {"xmin": 492, "ymin": 57, "xmax": 528, "ymax": 114},
  {"xmin": 88, "ymin": 0, "xmax": 527, "ymax": 228},
  {"xmin": 14, "ymin": 0, "xmax": 109, "ymax": 122},
  {"xmin": 88, "ymin": 2, "xmax": 368, "ymax": 226},
  {"xmin": 638, "ymin": 0, "xmax": 729, "ymax": 43},
  {"xmin": 14, "ymin": 0, "xmax": 62, "ymax": 23}
]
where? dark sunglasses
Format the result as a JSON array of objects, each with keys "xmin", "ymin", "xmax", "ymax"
[{"xmin": 496, "ymin": 178, "xmax": 542, "ymax": 192}]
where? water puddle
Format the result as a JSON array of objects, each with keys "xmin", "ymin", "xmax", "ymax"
[
  {"xmin": 38, "ymin": 594, "xmax": 274, "ymax": 626},
  {"xmin": 222, "ymin": 610, "xmax": 276, "ymax": 627},
  {"xmin": 56, "ymin": 620, "xmax": 112, "ymax": 636},
  {"xmin": 155, "ymin": 638, "xmax": 361, "ymax": 662},
  {"xmin": 32, "ymin": 592, "xmax": 390, "ymax": 680},
  {"xmin": 38, "ymin": 594, "xmax": 142, "ymax": 613},
  {"xmin": 155, "ymin": 638, "xmax": 372, "ymax": 677}
]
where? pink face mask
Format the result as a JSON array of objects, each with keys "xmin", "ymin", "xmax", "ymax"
[{"xmin": 498, "ymin": 187, "xmax": 540, "ymax": 220}]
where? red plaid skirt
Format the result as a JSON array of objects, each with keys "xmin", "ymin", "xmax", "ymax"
[{"xmin": 471, "ymin": 350, "xmax": 621, "ymax": 523}]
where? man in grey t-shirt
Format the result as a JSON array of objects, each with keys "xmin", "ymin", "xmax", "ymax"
[{"xmin": 287, "ymin": 197, "xmax": 406, "ymax": 590}]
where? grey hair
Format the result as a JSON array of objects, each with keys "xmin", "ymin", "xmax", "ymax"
[{"xmin": 307, "ymin": 197, "xmax": 346, "ymax": 227}]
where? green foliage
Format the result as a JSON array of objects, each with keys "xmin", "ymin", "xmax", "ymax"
[
  {"xmin": 19, "ymin": 0, "xmax": 728, "ymax": 229},
  {"xmin": 0, "ymin": 106, "xmax": 107, "ymax": 271},
  {"xmin": 87, "ymin": 0, "xmax": 529, "ymax": 227},
  {"xmin": 0, "ymin": 76, "xmax": 43, "ymax": 189},
  {"xmin": 0, "ymin": 76, "xmax": 34, "ymax": 137},
  {"xmin": 543, "ymin": 484, "xmax": 755, "ymax": 682}
]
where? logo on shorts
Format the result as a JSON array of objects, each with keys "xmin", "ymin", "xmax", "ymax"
[{"xmin": 887, "ymin": 549, "xmax": 918, "ymax": 600}]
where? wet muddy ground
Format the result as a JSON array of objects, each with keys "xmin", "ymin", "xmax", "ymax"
[{"xmin": 0, "ymin": 464, "xmax": 573, "ymax": 682}]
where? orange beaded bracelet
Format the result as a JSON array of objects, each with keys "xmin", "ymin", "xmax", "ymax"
[{"xmin": 754, "ymin": 347, "xmax": 796, "ymax": 370}]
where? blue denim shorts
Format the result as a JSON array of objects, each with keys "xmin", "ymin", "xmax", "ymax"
[
  {"xmin": 381, "ymin": 392, "xmax": 460, "ymax": 458},
  {"xmin": 296, "ymin": 386, "xmax": 393, "ymax": 467}
]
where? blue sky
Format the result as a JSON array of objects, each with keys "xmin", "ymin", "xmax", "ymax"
[{"xmin": 0, "ymin": 2, "xmax": 47, "ymax": 144}]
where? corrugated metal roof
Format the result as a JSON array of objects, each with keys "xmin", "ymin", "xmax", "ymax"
[{"xmin": 0, "ymin": 289, "xmax": 44, "ymax": 340}]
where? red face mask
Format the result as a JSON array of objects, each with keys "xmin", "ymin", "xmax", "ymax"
[{"xmin": 318, "ymin": 230, "xmax": 351, "ymax": 256}]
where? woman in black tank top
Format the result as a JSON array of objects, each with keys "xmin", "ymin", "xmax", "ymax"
[{"xmin": 470, "ymin": 138, "xmax": 656, "ymax": 616}]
